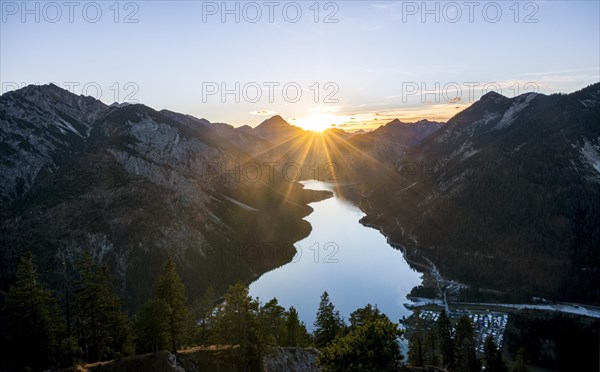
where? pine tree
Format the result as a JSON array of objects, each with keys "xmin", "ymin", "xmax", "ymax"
[
  {"xmin": 455, "ymin": 315, "xmax": 479, "ymax": 372},
  {"xmin": 437, "ymin": 310, "xmax": 455, "ymax": 369},
  {"xmin": 483, "ymin": 335, "xmax": 507, "ymax": 372},
  {"xmin": 285, "ymin": 306, "xmax": 311, "ymax": 347},
  {"xmin": 318, "ymin": 315, "xmax": 403, "ymax": 371},
  {"xmin": 513, "ymin": 347, "xmax": 529, "ymax": 372},
  {"xmin": 424, "ymin": 327, "xmax": 440, "ymax": 366},
  {"xmin": 5, "ymin": 251, "xmax": 63, "ymax": 370},
  {"xmin": 156, "ymin": 256, "xmax": 192, "ymax": 354},
  {"xmin": 134, "ymin": 298, "xmax": 168, "ymax": 354},
  {"xmin": 213, "ymin": 281, "xmax": 265, "ymax": 371},
  {"xmin": 349, "ymin": 303, "xmax": 382, "ymax": 329},
  {"xmin": 260, "ymin": 298, "xmax": 287, "ymax": 345},
  {"xmin": 73, "ymin": 253, "xmax": 133, "ymax": 362},
  {"xmin": 193, "ymin": 285, "xmax": 216, "ymax": 346},
  {"xmin": 314, "ymin": 291, "xmax": 344, "ymax": 348},
  {"xmin": 408, "ymin": 310, "xmax": 424, "ymax": 367}
]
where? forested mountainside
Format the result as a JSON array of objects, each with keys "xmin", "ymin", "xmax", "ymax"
[
  {"xmin": 1, "ymin": 82, "xmax": 599, "ymax": 372},
  {"xmin": 0, "ymin": 84, "xmax": 330, "ymax": 310},
  {"xmin": 2, "ymin": 83, "xmax": 599, "ymax": 308},
  {"xmin": 362, "ymin": 83, "xmax": 600, "ymax": 303}
]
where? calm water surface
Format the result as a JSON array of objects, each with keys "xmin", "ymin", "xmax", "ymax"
[{"xmin": 249, "ymin": 181, "xmax": 423, "ymax": 329}]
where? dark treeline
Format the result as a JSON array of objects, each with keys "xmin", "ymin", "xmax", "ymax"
[
  {"xmin": 0, "ymin": 252, "xmax": 402, "ymax": 371},
  {"xmin": 2, "ymin": 252, "xmax": 551, "ymax": 372},
  {"xmin": 407, "ymin": 310, "xmax": 508, "ymax": 372}
]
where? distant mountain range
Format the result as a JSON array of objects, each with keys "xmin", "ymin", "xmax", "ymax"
[{"xmin": 1, "ymin": 82, "xmax": 599, "ymax": 308}]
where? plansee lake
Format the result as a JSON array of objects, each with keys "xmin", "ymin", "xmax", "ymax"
[{"xmin": 249, "ymin": 180, "xmax": 423, "ymax": 329}]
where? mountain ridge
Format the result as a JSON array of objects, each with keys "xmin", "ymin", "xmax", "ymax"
[
  {"xmin": 362, "ymin": 82, "xmax": 600, "ymax": 303},
  {"xmin": 0, "ymin": 84, "xmax": 330, "ymax": 310}
]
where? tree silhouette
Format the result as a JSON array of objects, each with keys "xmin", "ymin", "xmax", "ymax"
[
  {"xmin": 437, "ymin": 310, "xmax": 455, "ymax": 369},
  {"xmin": 156, "ymin": 256, "xmax": 191, "ymax": 354},
  {"xmin": 285, "ymin": 306, "xmax": 311, "ymax": 347},
  {"xmin": 213, "ymin": 281, "xmax": 266, "ymax": 370},
  {"xmin": 314, "ymin": 291, "xmax": 344, "ymax": 347},
  {"xmin": 319, "ymin": 314, "xmax": 402, "ymax": 371},
  {"xmin": 483, "ymin": 335, "xmax": 507, "ymax": 372},
  {"xmin": 73, "ymin": 253, "xmax": 133, "ymax": 362},
  {"xmin": 5, "ymin": 251, "xmax": 63, "ymax": 370}
]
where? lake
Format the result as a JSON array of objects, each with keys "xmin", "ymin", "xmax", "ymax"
[{"xmin": 249, "ymin": 180, "xmax": 423, "ymax": 329}]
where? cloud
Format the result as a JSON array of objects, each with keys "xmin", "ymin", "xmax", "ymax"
[
  {"xmin": 250, "ymin": 110, "xmax": 277, "ymax": 116},
  {"xmin": 448, "ymin": 97, "xmax": 461, "ymax": 103}
]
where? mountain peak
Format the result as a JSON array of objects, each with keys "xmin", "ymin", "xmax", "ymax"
[
  {"xmin": 110, "ymin": 102, "xmax": 131, "ymax": 108},
  {"xmin": 386, "ymin": 119, "xmax": 405, "ymax": 125},
  {"xmin": 480, "ymin": 90, "xmax": 507, "ymax": 103},
  {"xmin": 8, "ymin": 83, "xmax": 107, "ymax": 109},
  {"xmin": 257, "ymin": 115, "xmax": 290, "ymax": 128},
  {"xmin": 16, "ymin": 83, "xmax": 71, "ymax": 97},
  {"xmin": 253, "ymin": 115, "xmax": 303, "ymax": 142}
]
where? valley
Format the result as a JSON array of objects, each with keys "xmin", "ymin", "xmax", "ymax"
[
  {"xmin": 1, "ymin": 82, "xmax": 599, "ymax": 371},
  {"xmin": 2, "ymin": 2, "xmax": 599, "ymax": 369}
]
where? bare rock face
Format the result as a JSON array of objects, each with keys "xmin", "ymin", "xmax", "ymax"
[
  {"xmin": 262, "ymin": 347, "xmax": 321, "ymax": 372},
  {"xmin": 0, "ymin": 84, "xmax": 108, "ymax": 206},
  {"xmin": 0, "ymin": 84, "xmax": 316, "ymax": 310}
]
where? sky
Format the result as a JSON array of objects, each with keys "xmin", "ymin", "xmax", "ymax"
[{"xmin": 1, "ymin": 0, "xmax": 599, "ymax": 131}]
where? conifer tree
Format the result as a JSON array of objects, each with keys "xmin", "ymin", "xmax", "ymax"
[
  {"xmin": 314, "ymin": 291, "xmax": 344, "ymax": 348},
  {"xmin": 260, "ymin": 298, "xmax": 287, "ymax": 345},
  {"xmin": 5, "ymin": 251, "xmax": 63, "ymax": 370},
  {"xmin": 455, "ymin": 315, "xmax": 479, "ymax": 372},
  {"xmin": 483, "ymin": 335, "xmax": 507, "ymax": 372},
  {"xmin": 285, "ymin": 306, "xmax": 311, "ymax": 347},
  {"xmin": 424, "ymin": 327, "xmax": 440, "ymax": 366},
  {"xmin": 319, "ymin": 315, "xmax": 402, "ymax": 371},
  {"xmin": 513, "ymin": 347, "xmax": 529, "ymax": 372},
  {"xmin": 349, "ymin": 303, "xmax": 382, "ymax": 329},
  {"xmin": 134, "ymin": 298, "xmax": 168, "ymax": 354},
  {"xmin": 213, "ymin": 281, "xmax": 265, "ymax": 371},
  {"xmin": 73, "ymin": 253, "xmax": 133, "ymax": 362},
  {"xmin": 194, "ymin": 285, "xmax": 216, "ymax": 346},
  {"xmin": 437, "ymin": 310, "xmax": 455, "ymax": 369},
  {"xmin": 408, "ymin": 310, "xmax": 424, "ymax": 367},
  {"xmin": 156, "ymin": 256, "xmax": 192, "ymax": 354}
]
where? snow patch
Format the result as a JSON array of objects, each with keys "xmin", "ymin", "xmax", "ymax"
[
  {"xmin": 578, "ymin": 90, "xmax": 600, "ymax": 108},
  {"xmin": 580, "ymin": 138, "xmax": 600, "ymax": 177},
  {"xmin": 55, "ymin": 118, "xmax": 83, "ymax": 137},
  {"xmin": 223, "ymin": 195, "xmax": 258, "ymax": 211},
  {"xmin": 460, "ymin": 148, "xmax": 479, "ymax": 160},
  {"xmin": 398, "ymin": 182, "xmax": 418, "ymax": 192},
  {"xmin": 476, "ymin": 111, "xmax": 500, "ymax": 127},
  {"xmin": 495, "ymin": 93, "xmax": 537, "ymax": 130}
]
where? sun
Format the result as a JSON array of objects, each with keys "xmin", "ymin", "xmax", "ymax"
[{"xmin": 295, "ymin": 114, "xmax": 336, "ymax": 132}]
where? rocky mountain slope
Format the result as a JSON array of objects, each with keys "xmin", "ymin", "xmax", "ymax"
[
  {"xmin": 349, "ymin": 119, "xmax": 444, "ymax": 161},
  {"xmin": 0, "ymin": 84, "xmax": 330, "ymax": 309},
  {"xmin": 362, "ymin": 83, "xmax": 600, "ymax": 303}
]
